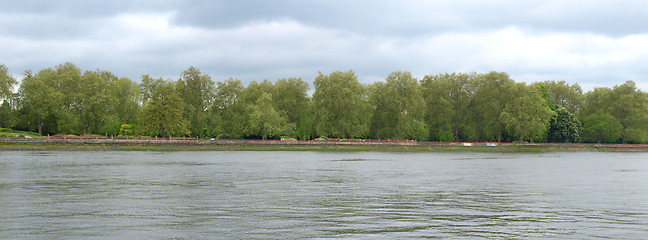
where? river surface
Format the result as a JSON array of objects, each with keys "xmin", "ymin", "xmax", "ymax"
[{"xmin": 1, "ymin": 151, "xmax": 648, "ymax": 239}]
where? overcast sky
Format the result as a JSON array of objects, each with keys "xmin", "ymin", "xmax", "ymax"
[{"xmin": 2, "ymin": 0, "xmax": 648, "ymax": 91}]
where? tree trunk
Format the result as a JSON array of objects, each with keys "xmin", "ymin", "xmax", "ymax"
[
  {"xmin": 161, "ymin": 124, "xmax": 165, "ymax": 138},
  {"xmin": 37, "ymin": 116, "xmax": 42, "ymax": 135}
]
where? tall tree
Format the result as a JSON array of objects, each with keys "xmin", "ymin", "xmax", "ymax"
[
  {"xmin": 533, "ymin": 80, "xmax": 583, "ymax": 114},
  {"xmin": 245, "ymin": 93, "xmax": 289, "ymax": 139},
  {"xmin": 313, "ymin": 70, "xmax": 370, "ymax": 139},
  {"xmin": 580, "ymin": 81, "xmax": 648, "ymax": 143},
  {"xmin": 0, "ymin": 64, "xmax": 17, "ymax": 102},
  {"xmin": 213, "ymin": 78, "xmax": 245, "ymax": 138},
  {"xmin": 580, "ymin": 87, "xmax": 613, "ymax": 118},
  {"xmin": 114, "ymin": 77, "xmax": 140, "ymax": 124},
  {"xmin": 18, "ymin": 69, "xmax": 61, "ymax": 135},
  {"xmin": 0, "ymin": 64, "xmax": 17, "ymax": 128},
  {"xmin": 368, "ymin": 81, "xmax": 396, "ymax": 139},
  {"xmin": 273, "ymin": 77, "xmax": 310, "ymax": 133},
  {"xmin": 369, "ymin": 71, "xmax": 427, "ymax": 140},
  {"xmin": 470, "ymin": 71, "xmax": 516, "ymax": 142},
  {"xmin": 297, "ymin": 101, "xmax": 316, "ymax": 140},
  {"xmin": 499, "ymin": 83, "xmax": 556, "ymax": 142},
  {"xmin": 77, "ymin": 70, "xmax": 116, "ymax": 135},
  {"xmin": 138, "ymin": 76, "xmax": 189, "ymax": 137},
  {"xmin": 421, "ymin": 73, "xmax": 477, "ymax": 141},
  {"xmin": 0, "ymin": 101, "xmax": 16, "ymax": 129},
  {"xmin": 609, "ymin": 81, "xmax": 648, "ymax": 143},
  {"xmin": 176, "ymin": 66, "xmax": 215, "ymax": 138},
  {"xmin": 51, "ymin": 62, "xmax": 83, "ymax": 134},
  {"xmin": 238, "ymin": 80, "xmax": 275, "ymax": 138}
]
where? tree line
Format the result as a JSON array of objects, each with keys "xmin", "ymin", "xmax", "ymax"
[{"xmin": 1, "ymin": 62, "xmax": 647, "ymax": 143}]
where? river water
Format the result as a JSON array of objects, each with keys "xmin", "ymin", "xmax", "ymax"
[{"xmin": 1, "ymin": 151, "xmax": 647, "ymax": 239}]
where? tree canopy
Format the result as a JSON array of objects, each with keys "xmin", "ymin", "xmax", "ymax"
[
  {"xmin": 4, "ymin": 61, "xmax": 648, "ymax": 143},
  {"xmin": 313, "ymin": 70, "xmax": 370, "ymax": 139}
]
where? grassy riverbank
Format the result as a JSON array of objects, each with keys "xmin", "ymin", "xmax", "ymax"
[{"xmin": 2, "ymin": 141, "xmax": 647, "ymax": 152}]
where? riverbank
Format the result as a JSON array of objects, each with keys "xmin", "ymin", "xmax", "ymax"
[{"xmin": 2, "ymin": 137, "xmax": 648, "ymax": 152}]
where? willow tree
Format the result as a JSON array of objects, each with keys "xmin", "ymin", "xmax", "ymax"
[
  {"xmin": 369, "ymin": 71, "xmax": 427, "ymax": 140},
  {"xmin": 500, "ymin": 83, "xmax": 555, "ymax": 142},
  {"xmin": 114, "ymin": 77, "xmax": 141, "ymax": 125},
  {"xmin": 313, "ymin": 70, "xmax": 370, "ymax": 139},
  {"xmin": 0, "ymin": 64, "xmax": 17, "ymax": 102},
  {"xmin": 18, "ymin": 69, "xmax": 61, "ymax": 135},
  {"xmin": 580, "ymin": 81, "xmax": 648, "ymax": 143},
  {"xmin": 0, "ymin": 64, "xmax": 17, "ymax": 128},
  {"xmin": 176, "ymin": 66, "xmax": 215, "ymax": 138},
  {"xmin": 245, "ymin": 93, "xmax": 289, "ymax": 139},
  {"xmin": 470, "ymin": 71, "xmax": 516, "ymax": 142},
  {"xmin": 78, "ymin": 70, "xmax": 117, "ymax": 135},
  {"xmin": 50, "ymin": 62, "xmax": 83, "ymax": 134},
  {"xmin": 608, "ymin": 81, "xmax": 648, "ymax": 143},
  {"xmin": 138, "ymin": 75, "xmax": 189, "ymax": 137},
  {"xmin": 421, "ymin": 72, "xmax": 477, "ymax": 141},
  {"xmin": 273, "ymin": 77, "xmax": 310, "ymax": 138},
  {"xmin": 212, "ymin": 78, "xmax": 245, "ymax": 138},
  {"xmin": 533, "ymin": 80, "xmax": 583, "ymax": 114}
]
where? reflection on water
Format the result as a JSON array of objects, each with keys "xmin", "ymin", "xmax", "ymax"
[{"xmin": 1, "ymin": 151, "xmax": 648, "ymax": 239}]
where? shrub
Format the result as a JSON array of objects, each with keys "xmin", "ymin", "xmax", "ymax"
[{"xmin": 118, "ymin": 124, "xmax": 134, "ymax": 136}]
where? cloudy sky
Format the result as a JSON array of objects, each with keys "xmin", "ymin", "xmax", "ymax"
[{"xmin": 2, "ymin": 0, "xmax": 648, "ymax": 91}]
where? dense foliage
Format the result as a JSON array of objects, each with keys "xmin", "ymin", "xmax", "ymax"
[{"xmin": 3, "ymin": 62, "xmax": 648, "ymax": 143}]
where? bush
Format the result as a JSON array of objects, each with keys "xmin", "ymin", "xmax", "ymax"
[
  {"xmin": 119, "ymin": 124, "xmax": 134, "ymax": 136},
  {"xmin": 582, "ymin": 113, "xmax": 622, "ymax": 143},
  {"xmin": 216, "ymin": 133, "xmax": 231, "ymax": 139},
  {"xmin": 437, "ymin": 130, "xmax": 456, "ymax": 142}
]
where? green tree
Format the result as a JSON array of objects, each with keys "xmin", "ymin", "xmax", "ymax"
[
  {"xmin": 245, "ymin": 93, "xmax": 290, "ymax": 139},
  {"xmin": 49, "ymin": 62, "xmax": 83, "ymax": 134},
  {"xmin": 547, "ymin": 106, "xmax": 582, "ymax": 143},
  {"xmin": 369, "ymin": 71, "xmax": 427, "ymax": 140},
  {"xmin": 581, "ymin": 113, "xmax": 623, "ymax": 143},
  {"xmin": 238, "ymin": 80, "xmax": 275, "ymax": 138},
  {"xmin": 138, "ymin": 76, "xmax": 189, "ymax": 137},
  {"xmin": 533, "ymin": 80, "xmax": 583, "ymax": 114},
  {"xmin": 18, "ymin": 69, "xmax": 62, "ymax": 135},
  {"xmin": 114, "ymin": 77, "xmax": 140, "ymax": 125},
  {"xmin": 609, "ymin": 81, "xmax": 648, "ymax": 143},
  {"xmin": 212, "ymin": 78, "xmax": 245, "ymax": 138},
  {"xmin": 78, "ymin": 70, "xmax": 116, "ymax": 135},
  {"xmin": 580, "ymin": 81, "xmax": 648, "ymax": 143},
  {"xmin": 580, "ymin": 87, "xmax": 613, "ymax": 117},
  {"xmin": 499, "ymin": 83, "xmax": 556, "ymax": 142},
  {"xmin": 313, "ymin": 70, "xmax": 370, "ymax": 139},
  {"xmin": 0, "ymin": 64, "xmax": 17, "ymax": 102},
  {"xmin": 421, "ymin": 73, "xmax": 477, "ymax": 141},
  {"xmin": 470, "ymin": 71, "xmax": 516, "ymax": 142},
  {"xmin": 297, "ymin": 101, "xmax": 316, "ymax": 140},
  {"xmin": 273, "ymin": 77, "xmax": 310, "ymax": 138},
  {"xmin": 0, "ymin": 101, "xmax": 16, "ymax": 128},
  {"xmin": 368, "ymin": 81, "xmax": 396, "ymax": 139},
  {"xmin": 176, "ymin": 66, "xmax": 215, "ymax": 138}
]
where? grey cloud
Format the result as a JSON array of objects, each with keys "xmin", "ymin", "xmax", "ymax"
[
  {"xmin": 169, "ymin": 0, "xmax": 648, "ymax": 37},
  {"xmin": 3, "ymin": 0, "xmax": 647, "ymax": 40},
  {"xmin": 2, "ymin": 0, "xmax": 648, "ymax": 91}
]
